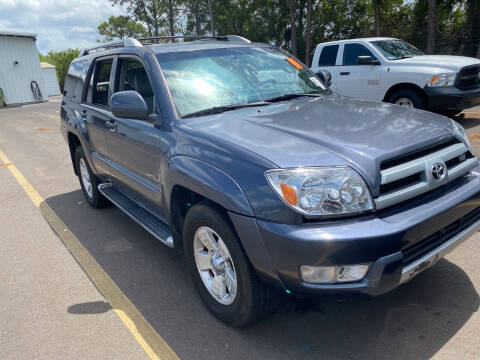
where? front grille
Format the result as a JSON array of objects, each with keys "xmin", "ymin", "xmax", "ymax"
[
  {"xmin": 456, "ymin": 65, "xmax": 480, "ymax": 90},
  {"xmin": 375, "ymin": 140, "xmax": 478, "ymax": 210},
  {"xmin": 403, "ymin": 206, "xmax": 480, "ymax": 266}
]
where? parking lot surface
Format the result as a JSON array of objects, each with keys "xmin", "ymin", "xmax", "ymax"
[{"xmin": 1, "ymin": 99, "xmax": 480, "ymax": 359}]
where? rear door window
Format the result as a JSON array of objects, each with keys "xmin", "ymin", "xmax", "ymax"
[
  {"xmin": 342, "ymin": 44, "xmax": 377, "ymax": 65},
  {"xmin": 64, "ymin": 61, "xmax": 87, "ymax": 100},
  {"xmin": 87, "ymin": 59, "xmax": 113, "ymax": 107},
  {"xmin": 318, "ymin": 45, "xmax": 339, "ymax": 66}
]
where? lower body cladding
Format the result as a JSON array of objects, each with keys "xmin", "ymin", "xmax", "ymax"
[
  {"xmin": 424, "ymin": 85, "xmax": 480, "ymax": 113},
  {"xmin": 229, "ymin": 168, "xmax": 480, "ymax": 297}
]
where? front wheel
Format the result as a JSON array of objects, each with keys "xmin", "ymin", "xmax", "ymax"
[
  {"xmin": 387, "ymin": 89, "xmax": 425, "ymax": 109},
  {"xmin": 184, "ymin": 202, "xmax": 278, "ymax": 327}
]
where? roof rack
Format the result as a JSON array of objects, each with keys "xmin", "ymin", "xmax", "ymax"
[{"xmin": 79, "ymin": 35, "xmax": 250, "ymax": 56}]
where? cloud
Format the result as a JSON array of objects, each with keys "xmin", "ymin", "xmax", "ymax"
[{"xmin": 0, "ymin": 0, "xmax": 127, "ymax": 53}]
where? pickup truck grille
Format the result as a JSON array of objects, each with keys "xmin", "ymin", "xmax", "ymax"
[
  {"xmin": 375, "ymin": 140, "xmax": 478, "ymax": 210},
  {"xmin": 456, "ymin": 65, "xmax": 480, "ymax": 90},
  {"xmin": 402, "ymin": 206, "xmax": 480, "ymax": 266}
]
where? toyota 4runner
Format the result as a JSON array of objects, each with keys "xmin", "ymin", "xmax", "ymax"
[{"xmin": 61, "ymin": 36, "xmax": 480, "ymax": 327}]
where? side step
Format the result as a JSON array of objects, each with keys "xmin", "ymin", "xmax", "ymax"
[{"xmin": 98, "ymin": 183, "xmax": 174, "ymax": 248}]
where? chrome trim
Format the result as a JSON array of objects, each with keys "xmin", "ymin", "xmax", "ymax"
[
  {"xmin": 400, "ymin": 218, "xmax": 480, "ymax": 284},
  {"xmin": 376, "ymin": 143, "xmax": 478, "ymax": 210}
]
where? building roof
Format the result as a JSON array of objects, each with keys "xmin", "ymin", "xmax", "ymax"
[
  {"xmin": 0, "ymin": 30, "xmax": 38, "ymax": 39},
  {"xmin": 40, "ymin": 62, "xmax": 55, "ymax": 69}
]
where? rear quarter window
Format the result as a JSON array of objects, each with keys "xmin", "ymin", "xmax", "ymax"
[
  {"xmin": 318, "ymin": 45, "xmax": 339, "ymax": 66},
  {"xmin": 64, "ymin": 61, "xmax": 88, "ymax": 101}
]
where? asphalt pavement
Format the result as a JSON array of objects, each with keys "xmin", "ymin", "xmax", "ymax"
[{"xmin": 1, "ymin": 99, "xmax": 480, "ymax": 359}]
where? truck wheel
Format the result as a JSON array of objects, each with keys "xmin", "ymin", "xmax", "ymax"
[
  {"xmin": 387, "ymin": 89, "xmax": 425, "ymax": 109},
  {"xmin": 184, "ymin": 202, "xmax": 278, "ymax": 327},
  {"xmin": 75, "ymin": 146, "xmax": 108, "ymax": 208}
]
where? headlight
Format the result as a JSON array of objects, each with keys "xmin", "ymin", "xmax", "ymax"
[
  {"xmin": 427, "ymin": 73, "xmax": 456, "ymax": 87},
  {"xmin": 265, "ymin": 167, "xmax": 374, "ymax": 216},
  {"xmin": 452, "ymin": 119, "xmax": 472, "ymax": 153}
]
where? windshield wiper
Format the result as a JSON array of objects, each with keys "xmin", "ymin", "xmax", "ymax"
[
  {"xmin": 262, "ymin": 91, "xmax": 326, "ymax": 103},
  {"xmin": 182, "ymin": 101, "xmax": 270, "ymax": 118},
  {"xmin": 393, "ymin": 55, "xmax": 414, "ymax": 60}
]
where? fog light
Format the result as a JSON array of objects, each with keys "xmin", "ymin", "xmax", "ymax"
[{"xmin": 300, "ymin": 264, "xmax": 370, "ymax": 284}]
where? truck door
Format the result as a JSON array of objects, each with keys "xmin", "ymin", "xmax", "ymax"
[
  {"xmin": 335, "ymin": 43, "xmax": 382, "ymax": 101},
  {"xmin": 106, "ymin": 56, "xmax": 165, "ymax": 216},
  {"xmin": 311, "ymin": 44, "xmax": 340, "ymax": 92}
]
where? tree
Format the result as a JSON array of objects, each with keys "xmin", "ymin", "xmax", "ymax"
[
  {"xmin": 427, "ymin": 0, "xmax": 436, "ymax": 53},
  {"xmin": 305, "ymin": 0, "xmax": 313, "ymax": 66},
  {"xmin": 373, "ymin": 0, "xmax": 382, "ymax": 36},
  {"xmin": 287, "ymin": 0, "xmax": 297, "ymax": 56},
  {"xmin": 39, "ymin": 49, "xmax": 80, "ymax": 91},
  {"xmin": 98, "ymin": 15, "xmax": 147, "ymax": 41},
  {"xmin": 208, "ymin": 0, "xmax": 215, "ymax": 35}
]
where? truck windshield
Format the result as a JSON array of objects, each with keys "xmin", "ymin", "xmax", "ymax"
[
  {"xmin": 156, "ymin": 46, "xmax": 328, "ymax": 117},
  {"xmin": 370, "ymin": 39, "xmax": 424, "ymax": 60}
]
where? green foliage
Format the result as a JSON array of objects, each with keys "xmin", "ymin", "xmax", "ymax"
[
  {"xmin": 100, "ymin": 0, "xmax": 479, "ymax": 62},
  {"xmin": 98, "ymin": 15, "xmax": 147, "ymax": 41},
  {"xmin": 39, "ymin": 49, "xmax": 80, "ymax": 91}
]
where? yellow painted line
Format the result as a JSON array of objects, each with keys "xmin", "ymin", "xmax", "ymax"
[
  {"xmin": 0, "ymin": 147, "xmax": 179, "ymax": 360},
  {"xmin": 31, "ymin": 111, "xmax": 60, "ymax": 120}
]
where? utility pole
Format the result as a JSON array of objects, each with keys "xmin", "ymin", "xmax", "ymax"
[{"xmin": 208, "ymin": 0, "xmax": 215, "ymax": 36}]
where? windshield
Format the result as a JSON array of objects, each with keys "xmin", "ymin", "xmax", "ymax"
[
  {"xmin": 370, "ymin": 39, "xmax": 424, "ymax": 60},
  {"xmin": 156, "ymin": 46, "xmax": 327, "ymax": 117}
]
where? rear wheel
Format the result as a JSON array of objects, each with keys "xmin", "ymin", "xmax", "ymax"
[
  {"xmin": 75, "ymin": 146, "xmax": 108, "ymax": 208},
  {"xmin": 184, "ymin": 202, "xmax": 278, "ymax": 327},
  {"xmin": 387, "ymin": 88, "xmax": 425, "ymax": 110}
]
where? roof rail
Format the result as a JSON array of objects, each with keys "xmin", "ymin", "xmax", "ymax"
[
  {"xmin": 137, "ymin": 35, "xmax": 250, "ymax": 44},
  {"xmin": 79, "ymin": 38, "xmax": 142, "ymax": 56},
  {"xmin": 79, "ymin": 35, "xmax": 250, "ymax": 56}
]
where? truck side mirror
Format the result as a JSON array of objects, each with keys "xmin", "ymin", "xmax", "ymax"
[
  {"xmin": 111, "ymin": 91, "xmax": 148, "ymax": 119},
  {"xmin": 357, "ymin": 56, "xmax": 380, "ymax": 65},
  {"xmin": 316, "ymin": 70, "xmax": 332, "ymax": 87}
]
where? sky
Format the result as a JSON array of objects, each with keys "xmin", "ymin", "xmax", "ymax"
[{"xmin": 0, "ymin": 0, "xmax": 127, "ymax": 53}]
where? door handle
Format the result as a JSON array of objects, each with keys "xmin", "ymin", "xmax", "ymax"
[
  {"xmin": 340, "ymin": 72, "xmax": 350, "ymax": 75},
  {"xmin": 106, "ymin": 120, "xmax": 117, "ymax": 132}
]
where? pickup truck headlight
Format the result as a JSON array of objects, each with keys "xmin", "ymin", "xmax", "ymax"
[
  {"xmin": 265, "ymin": 167, "xmax": 374, "ymax": 216},
  {"xmin": 452, "ymin": 119, "xmax": 473, "ymax": 153},
  {"xmin": 427, "ymin": 73, "xmax": 456, "ymax": 87}
]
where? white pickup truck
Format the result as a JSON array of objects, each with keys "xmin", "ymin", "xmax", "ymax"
[{"xmin": 311, "ymin": 37, "xmax": 480, "ymax": 116}]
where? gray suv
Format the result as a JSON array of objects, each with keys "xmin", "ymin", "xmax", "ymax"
[{"xmin": 61, "ymin": 36, "xmax": 480, "ymax": 327}]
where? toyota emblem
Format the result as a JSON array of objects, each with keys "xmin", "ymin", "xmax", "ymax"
[{"xmin": 431, "ymin": 162, "xmax": 447, "ymax": 181}]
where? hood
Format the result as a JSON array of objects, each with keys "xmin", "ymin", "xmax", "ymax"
[
  {"xmin": 393, "ymin": 55, "xmax": 480, "ymax": 71},
  {"xmin": 185, "ymin": 96, "xmax": 457, "ymax": 192}
]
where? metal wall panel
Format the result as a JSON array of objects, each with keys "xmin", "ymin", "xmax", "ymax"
[
  {"xmin": 0, "ymin": 35, "xmax": 47, "ymax": 104},
  {"xmin": 42, "ymin": 67, "xmax": 61, "ymax": 96}
]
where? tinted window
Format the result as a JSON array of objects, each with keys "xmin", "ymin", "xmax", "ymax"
[
  {"xmin": 343, "ymin": 44, "xmax": 377, "ymax": 65},
  {"xmin": 87, "ymin": 60, "xmax": 112, "ymax": 107},
  {"xmin": 116, "ymin": 59, "xmax": 155, "ymax": 114},
  {"xmin": 318, "ymin": 45, "xmax": 339, "ymax": 66},
  {"xmin": 64, "ymin": 61, "xmax": 87, "ymax": 100}
]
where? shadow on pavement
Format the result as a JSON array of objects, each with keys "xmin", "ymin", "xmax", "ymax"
[
  {"xmin": 68, "ymin": 301, "xmax": 112, "ymax": 314},
  {"xmin": 46, "ymin": 190, "xmax": 479, "ymax": 360}
]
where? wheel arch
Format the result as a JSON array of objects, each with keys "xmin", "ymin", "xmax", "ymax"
[
  {"xmin": 67, "ymin": 131, "xmax": 82, "ymax": 175},
  {"xmin": 383, "ymin": 83, "xmax": 427, "ymax": 104}
]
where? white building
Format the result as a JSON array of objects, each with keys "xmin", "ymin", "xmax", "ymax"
[
  {"xmin": 41, "ymin": 62, "xmax": 61, "ymax": 96},
  {"xmin": 0, "ymin": 30, "xmax": 47, "ymax": 105}
]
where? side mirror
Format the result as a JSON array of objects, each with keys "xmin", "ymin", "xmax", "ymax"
[
  {"xmin": 357, "ymin": 56, "xmax": 380, "ymax": 65},
  {"xmin": 316, "ymin": 70, "xmax": 332, "ymax": 87},
  {"xmin": 111, "ymin": 91, "xmax": 148, "ymax": 119}
]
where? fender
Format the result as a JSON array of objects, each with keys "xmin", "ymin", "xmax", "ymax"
[{"xmin": 167, "ymin": 155, "xmax": 254, "ymax": 217}]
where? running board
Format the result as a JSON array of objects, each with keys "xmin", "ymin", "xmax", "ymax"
[{"xmin": 98, "ymin": 183, "xmax": 174, "ymax": 248}]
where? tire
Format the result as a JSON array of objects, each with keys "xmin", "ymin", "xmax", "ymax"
[
  {"xmin": 184, "ymin": 202, "xmax": 278, "ymax": 327},
  {"xmin": 75, "ymin": 146, "xmax": 108, "ymax": 208},
  {"xmin": 387, "ymin": 88, "xmax": 425, "ymax": 109}
]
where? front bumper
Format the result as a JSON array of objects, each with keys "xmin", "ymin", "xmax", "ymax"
[
  {"xmin": 229, "ymin": 168, "xmax": 480, "ymax": 297},
  {"xmin": 424, "ymin": 85, "xmax": 480, "ymax": 112}
]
